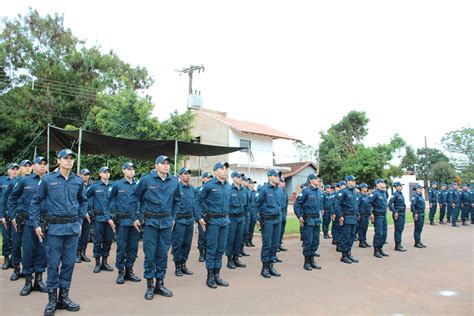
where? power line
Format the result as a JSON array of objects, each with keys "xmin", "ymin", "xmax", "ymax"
[{"xmin": 0, "ymin": 105, "xmax": 86, "ymax": 123}]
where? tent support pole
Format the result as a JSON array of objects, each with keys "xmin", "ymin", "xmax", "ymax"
[
  {"xmin": 46, "ymin": 124, "xmax": 50, "ymax": 172},
  {"xmin": 77, "ymin": 127, "xmax": 83, "ymax": 174},
  {"xmin": 174, "ymin": 139, "xmax": 178, "ymax": 176}
]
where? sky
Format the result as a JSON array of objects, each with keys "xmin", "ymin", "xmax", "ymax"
[{"xmin": 3, "ymin": 0, "xmax": 473, "ymax": 161}]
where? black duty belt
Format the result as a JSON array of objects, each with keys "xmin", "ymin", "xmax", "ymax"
[
  {"xmin": 229, "ymin": 212, "xmax": 244, "ymax": 218},
  {"xmin": 176, "ymin": 213, "xmax": 193, "ymax": 219},
  {"xmin": 16, "ymin": 212, "xmax": 29, "ymax": 219},
  {"xmin": 115, "ymin": 212, "xmax": 132, "ymax": 219},
  {"xmin": 94, "ymin": 210, "xmax": 105, "ymax": 216},
  {"xmin": 373, "ymin": 210, "xmax": 387, "ymax": 216},
  {"xmin": 342, "ymin": 211, "xmax": 356, "ymax": 216},
  {"xmin": 144, "ymin": 212, "xmax": 171, "ymax": 219},
  {"xmin": 47, "ymin": 216, "xmax": 78, "ymax": 224},
  {"xmin": 206, "ymin": 212, "xmax": 227, "ymax": 219},
  {"xmin": 261, "ymin": 214, "xmax": 279, "ymax": 221},
  {"xmin": 304, "ymin": 214, "xmax": 320, "ymax": 219}
]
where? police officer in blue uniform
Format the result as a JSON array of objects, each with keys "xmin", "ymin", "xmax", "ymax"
[
  {"xmin": 75, "ymin": 168, "xmax": 92, "ymax": 264},
  {"xmin": 195, "ymin": 172, "xmax": 213, "ymax": 262},
  {"xmin": 246, "ymin": 178, "xmax": 258, "ymax": 247},
  {"xmin": 357, "ymin": 183, "xmax": 371, "ymax": 248},
  {"xmin": 411, "ymin": 184, "xmax": 427, "ymax": 248},
  {"xmin": 133, "ymin": 155, "xmax": 181, "ymax": 300},
  {"xmin": 87, "ymin": 166, "xmax": 116, "ymax": 273},
  {"xmin": 446, "ymin": 184, "xmax": 454, "ymax": 223},
  {"xmin": 195, "ymin": 162, "xmax": 231, "ymax": 289},
  {"xmin": 294, "ymin": 173, "xmax": 323, "ymax": 270},
  {"xmin": 332, "ymin": 181, "xmax": 346, "ymax": 251},
  {"xmin": 278, "ymin": 177, "xmax": 289, "ymax": 251},
  {"xmin": 255, "ymin": 169, "xmax": 282, "ymax": 278},
  {"xmin": 438, "ymin": 184, "xmax": 448, "ymax": 225},
  {"xmin": 240, "ymin": 174, "xmax": 251, "ymax": 256},
  {"xmin": 171, "ymin": 167, "xmax": 196, "ymax": 277},
  {"xmin": 322, "ymin": 185, "xmax": 333, "ymax": 239},
  {"xmin": 469, "ymin": 186, "xmax": 474, "ymax": 224},
  {"xmin": 30, "ymin": 149, "xmax": 88, "ymax": 315},
  {"xmin": 0, "ymin": 163, "xmax": 19, "ymax": 270},
  {"xmin": 225, "ymin": 171, "xmax": 248, "ymax": 269},
  {"xmin": 8, "ymin": 156, "xmax": 49, "ymax": 296},
  {"xmin": 335, "ymin": 175, "xmax": 360, "ymax": 264},
  {"xmin": 460, "ymin": 184, "xmax": 470, "ymax": 225},
  {"xmin": 449, "ymin": 184, "xmax": 462, "ymax": 227},
  {"xmin": 8, "ymin": 159, "xmax": 33, "ymax": 281},
  {"xmin": 369, "ymin": 179, "xmax": 389, "ymax": 258},
  {"xmin": 428, "ymin": 181, "xmax": 439, "ymax": 225},
  {"xmin": 389, "ymin": 182, "xmax": 407, "ymax": 252},
  {"xmin": 107, "ymin": 162, "xmax": 141, "ymax": 284}
]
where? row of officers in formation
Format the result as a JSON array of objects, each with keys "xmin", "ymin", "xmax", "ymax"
[{"xmin": 0, "ymin": 149, "xmax": 473, "ymax": 316}]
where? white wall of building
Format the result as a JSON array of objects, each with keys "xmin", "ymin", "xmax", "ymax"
[{"xmin": 228, "ymin": 129, "xmax": 274, "ymax": 167}]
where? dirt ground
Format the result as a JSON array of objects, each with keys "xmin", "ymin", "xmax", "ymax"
[{"xmin": 0, "ymin": 223, "xmax": 472, "ymax": 315}]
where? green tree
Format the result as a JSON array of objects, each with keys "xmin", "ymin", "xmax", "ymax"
[
  {"xmin": 431, "ymin": 161, "xmax": 457, "ymax": 185},
  {"xmin": 415, "ymin": 148, "xmax": 450, "ymax": 181},
  {"xmin": 400, "ymin": 145, "xmax": 418, "ymax": 173},
  {"xmin": 441, "ymin": 126, "xmax": 474, "ymax": 168}
]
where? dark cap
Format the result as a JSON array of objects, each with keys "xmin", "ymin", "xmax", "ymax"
[
  {"xmin": 338, "ymin": 180, "xmax": 347, "ymax": 187},
  {"xmin": 280, "ymin": 177, "xmax": 285, "ymax": 183},
  {"xmin": 58, "ymin": 149, "xmax": 77, "ymax": 159},
  {"xmin": 33, "ymin": 156, "xmax": 47, "ymax": 164},
  {"xmin": 213, "ymin": 162, "xmax": 229, "ymax": 171},
  {"xmin": 8, "ymin": 163, "xmax": 20, "ymax": 169},
  {"xmin": 432, "ymin": 181, "xmax": 438, "ymax": 185},
  {"xmin": 179, "ymin": 167, "xmax": 191, "ymax": 175},
  {"xmin": 99, "ymin": 166, "xmax": 110, "ymax": 173},
  {"xmin": 248, "ymin": 178, "xmax": 256, "ymax": 184},
  {"xmin": 241, "ymin": 174, "xmax": 248, "ymax": 181},
  {"xmin": 393, "ymin": 181, "xmax": 403, "ymax": 187},
  {"xmin": 123, "ymin": 162, "xmax": 135, "ymax": 170},
  {"xmin": 324, "ymin": 184, "xmax": 331, "ymax": 189},
  {"xmin": 201, "ymin": 172, "xmax": 213, "ymax": 179},
  {"xmin": 231, "ymin": 171, "xmax": 241, "ymax": 178},
  {"xmin": 308, "ymin": 173, "xmax": 319, "ymax": 181},
  {"xmin": 345, "ymin": 175, "xmax": 356, "ymax": 181},
  {"xmin": 359, "ymin": 183, "xmax": 368, "ymax": 189},
  {"xmin": 80, "ymin": 168, "xmax": 91, "ymax": 175},
  {"xmin": 413, "ymin": 183, "xmax": 424, "ymax": 190},
  {"xmin": 155, "ymin": 155, "xmax": 172, "ymax": 164},
  {"xmin": 20, "ymin": 159, "xmax": 32, "ymax": 167},
  {"xmin": 267, "ymin": 169, "xmax": 281, "ymax": 177},
  {"xmin": 374, "ymin": 178, "xmax": 385, "ymax": 185}
]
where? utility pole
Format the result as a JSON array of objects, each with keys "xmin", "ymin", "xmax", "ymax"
[{"xmin": 175, "ymin": 64, "xmax": 205, "ymax": 94}]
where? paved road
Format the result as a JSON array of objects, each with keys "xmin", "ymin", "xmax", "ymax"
[{"xmin": 1, "ymin": 223, "xmax": 472, "ymax": 315}]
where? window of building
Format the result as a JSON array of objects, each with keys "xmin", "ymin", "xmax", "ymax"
[{"xmin": 240, "ymin": 139, "xmax": 251, "ymax": 152}]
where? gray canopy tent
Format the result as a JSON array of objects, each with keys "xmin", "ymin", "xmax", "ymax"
[{"xmin": 43, "ymin": 125, "xmax": 244, "ymax": 174}]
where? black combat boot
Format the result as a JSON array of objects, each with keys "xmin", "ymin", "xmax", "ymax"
[
  {"xmin": 310, "ymin": 256, "xmax": 322, "ymax": 269},
  {"xmin": 93, "ymin": 257, "xmax": 101, "ymax": 273},
  {"xmin": 174, "ymin": 261, "xmax": 183, "ymax": 276},
  {"xmin": 359, "ymin": 241, "xmax": 366, "ymax": 248},
  {"xmin": 2, "ymin": 256, "xmax": 11, "ymax": 270},
  {"xmin": 233, "ymin": 255, "xmax": 246, "ymax": 268},
  {"xmin": 268, "ymin": 263, "xmax": 281, "ymax": 277},
  {"xmin": 414, "ymin": 242, "xmax": 423, "ymax": 248},
  {"xmin": 226, "ymin": 256, "xmax": 236, "ymax": 269},
  {"xmin": 75, "ymin": 250, "xmax": 81, "ymax": 263},
  {"xmin": 340, "ymin": 252, "xmax": 352, "ymax": 264},
  {"xmin": 303, "ymin": 256, "xmax": 312, "ymax": 271},
  {"xmin": 261, "ymin": 262, "xmax": 271, "ymax": 278},
  {"xmin": 116, "ymin": 269, "xmax": 125, "ymax": 284},
  {"xmin": 395, "ymin": 243, "xmax": 407, "ymax": 252},
  {"xmin": 154, "ymin": 278, "xmax": 173, "ymax": 297},
  {"xmin": 20, "ymin": 274, "xmax": 33, "ymax": 296},
  {"xmin": 198, "ymin": 249, "xmax": 205, "ymax": 262},
  {"xmin": 144, "ymin": 279, "xmax": 154, "ymax": 300},
  {"xmin": 33, "ymin": 272, "xmax": 48, "ymax": 292},
  {"xmin": 206, "ymin": 269, "xmax": 217, "ymax": 289},
  {"xmin": 364, "ymin": 241, "xmax": 371, "ymax": 247},
  {"xmin": 57, "ymin": 288, "xmax": 80, "ymax": 311},
  {"xmin": 213, "ymin": 268, "xmax": 229, "ymax": 286},
  {"xmin": 80, "ymin": 250, "xmax": 90, "ymax": 262},
  {"xmin": 10, "ymin": 265, "xmax": 21, "ymax": 281},
  {"xmin": 101, "ymin": 257, "xmax": 113, "ymax": 271},
  {"xmin": 44, "ymin": 289, "xmax": 58, "ymax": 316},
  {"xmin": 379, "ymin": 247, "xmax": 389, "ymax": 257},
  {"xmin": 124, "ymin": 268, "xmax": 141, "ymax": 282},
  {"xmin": 373, "ymin": 248, "xmax": 383, "ymax": 258},
  {"xmin": 347, "ymin": 251, "xmax": 359, "ymax": 263},
  {"xmin": 181, "ymin": 261, "xmax": 193, "ymax": 275},
  {"xmin": 240, "ymin": 245, "xmax": 250, "ymax": 257}
]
